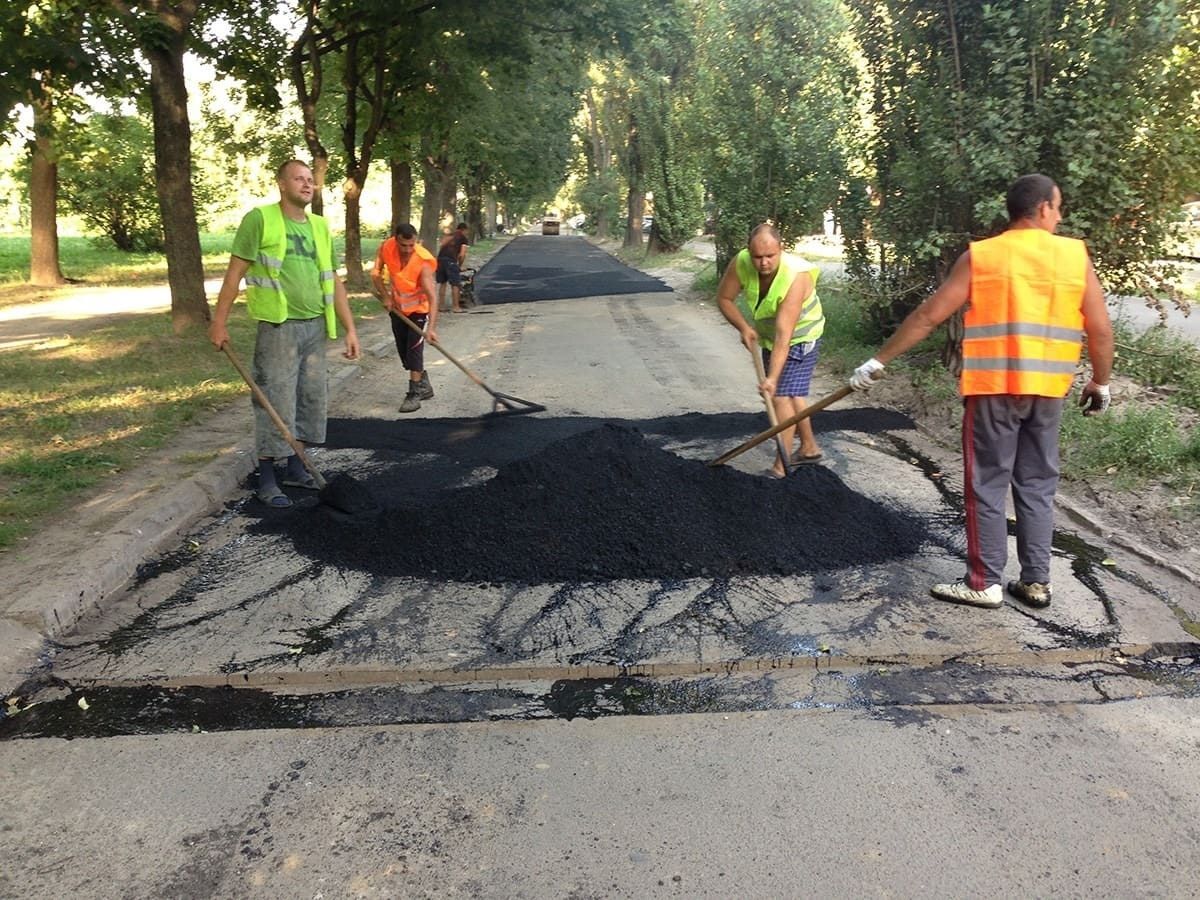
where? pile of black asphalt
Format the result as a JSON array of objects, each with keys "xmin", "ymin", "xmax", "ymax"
[
  {"xmin": 253, "ymin": 411, "xmax": 933, "ymax": 584},
  {"xmin": 473, "ymin": 235, "xmax": 673, "ymax": 304}
]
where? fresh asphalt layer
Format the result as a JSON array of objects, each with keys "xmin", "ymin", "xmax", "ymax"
[
  {"xmin": 474, "ymin": 234, "xmax": 673, "ymax": 304},
  {"xmin": 2, "ymin": 234, "xmax": 1197, "ymax": 731}
]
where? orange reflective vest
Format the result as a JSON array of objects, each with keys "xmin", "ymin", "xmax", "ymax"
[
  {"xmin": 963, "ymin": 229, "xmax": 1087, "ymax": 398},
  {"xmin": 374, "ymin": 238, "xmax": 436, "ymax": 314}
]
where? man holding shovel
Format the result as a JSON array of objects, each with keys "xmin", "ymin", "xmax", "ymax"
[
  {"xmin": 372, "ymin": 223, "xmax": 439, "ymax": 413},
  {"xmin": 208, "ymin": 159, "xmax": 360, "ymax": 509},
  {"xmin": 849, "ymin": 173, "xmax": 1113, "ymax": 610},
  {"xmin": 717, "ymin": 223, "xmax": 826, "ymax": 478}
]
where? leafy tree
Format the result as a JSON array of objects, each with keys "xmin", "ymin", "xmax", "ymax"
[
  {"xmin": 58, "ymin": 112, "xmax": 212, "ymax": 251},
  {"xmin": 848, "ymin": 0, "xmax": 1200, "ymax": 349},
  {"xmin": 0, "ymin": 1, "xmax": 130, "ymax": 286},
  {"xmin": 691, "ymin": 0, "xmax": 858, "ymax": 269},
  {"xmin": 633, "ymin": 6, "xmax": 704, "ymax": 254},
  {"xmin": 91, "ymin": 1, "xmax": 283, "ymax": 332},
  {"xmin": 573, "ymin": 75, "xmax": 626, "ymax": 238}
]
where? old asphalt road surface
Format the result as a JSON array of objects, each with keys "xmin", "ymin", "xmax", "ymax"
[{"xmin": 3, "ymin": 235, "xmax": 1200, "ymax": 898}]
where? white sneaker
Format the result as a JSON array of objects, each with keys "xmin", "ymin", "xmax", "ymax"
[{"xmin": 930, "ymin": 582, "xmax": 1003, "ymax": 609}]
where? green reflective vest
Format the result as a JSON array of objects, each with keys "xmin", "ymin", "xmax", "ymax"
[
  {"xmin": 245, "ymin": 203, "xmax": 338, "ymax": 338},
  {"xmin": 734, "ymin": 249, "xmax": 824, "ymax": 350}
]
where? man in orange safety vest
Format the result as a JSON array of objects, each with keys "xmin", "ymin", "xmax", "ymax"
[
  {"xmin": 850, "ymin": 174, "xmax": 1114, "ymax": 611},
  {"xmin": 372, "ymin": 223, "xmax": 439, "ymax": 413}
]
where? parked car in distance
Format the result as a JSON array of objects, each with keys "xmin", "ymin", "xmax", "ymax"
[{"xmin": 542, "ymin": 213, "xmax": 560, "ymax": 235}]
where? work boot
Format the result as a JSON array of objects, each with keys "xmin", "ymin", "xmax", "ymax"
[
  {"xmin": 416, "ymin": 371, "xmax": 434, "ymax": 400},
  {"xmin": 929, "ymin": 581, "xmax": 1003, "ymax": 609},
  {"xmin": 1007, "ymin": 580, "xmax": 1052, "ymax": 608},
  {"xmin": 399, "ymin": 388, "xmax": 421, "ymax": 413}
]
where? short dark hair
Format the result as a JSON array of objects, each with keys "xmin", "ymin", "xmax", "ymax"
[
  {"xmin": 393, "ymin": 223, "xmax": 417, "ymax": 239},
  {"xmin": 1007, "ymin": 174, "xmax": 1057, "ymax": 222},
  {"xmin": 456, "ymin": 222, "xmax": 468, "ymax": 230},
  {"xmin": 276, "ymin": 159, "xmax": 311, "ymax": 180}
]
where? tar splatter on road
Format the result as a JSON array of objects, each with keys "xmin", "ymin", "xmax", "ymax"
[{"xmin": 257, "ymin": 423, "xmax": 929, "ymax": 583}]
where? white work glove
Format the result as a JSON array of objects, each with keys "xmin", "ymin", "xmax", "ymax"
[
  {"xmin": 1079, "ymin": 380, "xmax": 1111, "ymax": 416},
  {"xmin": 850, "ymin": 357, "xmax": 885, "ymax": 391}
]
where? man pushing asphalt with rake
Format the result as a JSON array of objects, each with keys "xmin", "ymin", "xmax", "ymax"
[
  {"xmin": 208, "ymin": 159, "xmax": 360, "ymax": 509},
  {"xmin": 717, "ymin": 223, "xmax": 826, "ymax": 478},
  {"xmin": 372, "ymin": 223, "xmax": 439, "ymax": 414},
  {"xmin": 850, "ymin": 173, "xmax": 1114, "ymax": 610}
]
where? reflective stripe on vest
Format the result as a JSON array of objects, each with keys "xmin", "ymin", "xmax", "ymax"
[
  {"xmin": 734, "ymin": 249, "xmax": 825, "ymax": 350},
  {"xmin": 376, "ymin": 239, "xmax": 436, "ymax": 314},
  {"xmin": 245, "ymin": 203, "xmax": 338, "ymax": 338},
  {"xmin": 963, "ymin": 229, "xmax": 1087, "ymax": 397}
]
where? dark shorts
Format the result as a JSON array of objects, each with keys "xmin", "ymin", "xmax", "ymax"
[
  {"xmin": 764, "ymin": 339, "xmax": 821, "ymax": 397},
  {"xmin": 390, "ymin": 311, "xmax": 426, "ymax": 371},
  {"xmin": 436, "ymin": 257, "xmax": 461, "ymax": 285}
]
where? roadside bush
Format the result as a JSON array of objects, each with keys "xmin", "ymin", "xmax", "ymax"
[
  {"xmin": 1060, "ymin": 405, "xmax": 1192, "ymax": 481},
  {"xmin": 58, "ymin": 113, "xmax": 211, "ymax": 253},
  {"xmin": 1110, "ymin": 321, "xmax": 1200, "ymax": 411}
]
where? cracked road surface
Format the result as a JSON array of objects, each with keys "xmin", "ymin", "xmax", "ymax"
[{"xmin": 3, "ymin": 237, "xmax": 1199, "ymax": 897}]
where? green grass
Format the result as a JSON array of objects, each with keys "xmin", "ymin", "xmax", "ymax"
[
  {"xmin": 1110, "ymin": 320, "xmax": 1200, "ymax": 409},
  {"xmin": 1060, "ymin": 404, "xmax": 1200, "ymax": 482},
  {"xmin": 0, "ymin": 234, "xmax": 237, "ymax": 299},
  {"xmin": 0, "ymin": 294, "xmax": 381, "ymax": 550}
]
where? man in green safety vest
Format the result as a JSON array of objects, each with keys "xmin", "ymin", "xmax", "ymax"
[
  {"xmin": 209, "ymin": 159, "xmax": 360, "ymax": 508},
  {"xmin": 717, "ymin": 223, "xmax": 826, "ymax": 478}
]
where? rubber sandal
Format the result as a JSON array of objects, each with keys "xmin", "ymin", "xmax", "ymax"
[
  {"xmin": 256, "ymin": 486, "xmax": 293, "ymax": 508},
  {"xmin": 792, "ymin": 452, "xmax": 824, "ymax": 465},
  {"xmin": 281, "ymin": 473, "xmax": 318, "ymax": 490}
]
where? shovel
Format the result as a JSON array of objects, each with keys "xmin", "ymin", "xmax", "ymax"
[
  {"xmin": 220, "ymin": 343, "xmax": 380, "ymax": 516},
  {"xmin": 751, "ymin": 346, "xmax": 793, "ymax": 474},
  {"xmin": 708, "ymin": 384, "xmax": 856, "ymax": 468},
  {"xmin": 389, "ymin": 309, "xmax": 546, "ymax": 416}
]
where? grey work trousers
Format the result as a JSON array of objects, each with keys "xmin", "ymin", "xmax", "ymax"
[
  {"xmin": 961, "ymin": 395, "xmax": 1064, "ymax": 589},
  {"xmin": 251, "ymin": 317, "xmax": 328, "ymax": 459}
]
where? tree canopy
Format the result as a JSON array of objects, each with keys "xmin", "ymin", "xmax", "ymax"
[{"xmin": 1, "ymin": 0, "xmax": 1197, "ymax": 335}]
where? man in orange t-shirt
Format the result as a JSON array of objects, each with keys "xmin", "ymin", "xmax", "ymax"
[{"xmin": 372, "ymin": 223, "xmax": 439, "ymax": 413}]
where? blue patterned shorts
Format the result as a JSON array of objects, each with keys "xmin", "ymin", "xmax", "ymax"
[{"xmin": 763, "ymin": 339, "xmax": 821, "ymax": 397}]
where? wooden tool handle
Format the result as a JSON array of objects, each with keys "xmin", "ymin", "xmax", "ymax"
[
  {"xmin": 709, "ymin": 384, "xmax": 855, "ymax": 468},
  {"xmin": 750, "ymin": 346, "xmax": 792, "ymax": 469}
]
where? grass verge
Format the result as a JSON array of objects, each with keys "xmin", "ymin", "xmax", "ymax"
[{"xmin": 0, "ymin": 294, "xmax": 380, "ymax": 550}]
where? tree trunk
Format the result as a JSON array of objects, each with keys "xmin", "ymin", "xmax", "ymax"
[
  {"xmin": 419, "ymin": 138, "xmax": 451, "ymax": 247},
  {"xmin": 343, "ymin": 174, "xmax": 367, "ymax": 290},
  {"xmin": 390, "ymin": 159, "xmax": 412, "ymax": 229},
  {"xmin": 291, "ymin": 9, "xmax": 329, "ymax": 215},
  {"xmin": 484, "ymin": 193, "xmax": 497, "ymax": 239},
  {"xmin": 419, "ymin": 166, "xmax": 441, "ymax": 247},
  {"xmin": 465, "ymin": 168, "xmax": 485, "ymax": 242},
  {"xmin": 310, "ymin": 153, "xmax": 329, "ymax": 217},
  {"xmin": 28, "ymin": 79, "xmax": 65, "ymax": 287},
  {"xmin": 624, "ymin": 110, "xmax": 645, "ymax": 249},
  {"xmin": 141, "ymin": 12, "xmax": 208, "ymax": 334},
  {"xmin": 440, "ymin": 165, "xmax": 457, "ymax": 227}
]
